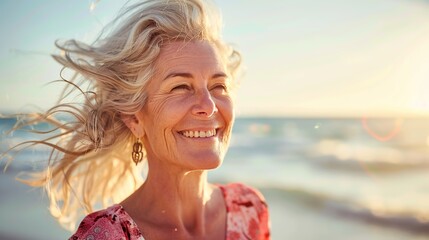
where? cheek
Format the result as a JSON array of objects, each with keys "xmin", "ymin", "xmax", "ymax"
[
  {"xmin": 217, "ymin": 95, "xmax": 234, "ymax": 123},
  {"xmin": 143, "ymin": 94, "xmax": 192, "ymax": 147},
  {"xmin": 145, "ymin": 94, "xmax": 187, "ymax": 124},
  {"xmin": 215, "ymin": 96, "xmax": 235, "ymax": 144},
  {"xmin": 143, "ymin": 95, "xmax": 187, "ymax": 158}
]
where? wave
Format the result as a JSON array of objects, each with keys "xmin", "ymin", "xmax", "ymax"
[
  {"xmin": 308, "ymin": 139, "xmax": 429, "ymax": 172},
  {"xmin": 258, "ymin": 185, "xmax": 429, "ymax": 235}
]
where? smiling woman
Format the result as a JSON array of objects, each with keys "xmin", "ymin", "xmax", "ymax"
[
  {"xmin": 129, "ymin": 41, "xmax": 234, "ymax": 172},
  {"xmin": 3, "ymin": 0, "xmax": 270, "ymax": 239}
]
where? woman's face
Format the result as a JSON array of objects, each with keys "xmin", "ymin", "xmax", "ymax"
[{"xmin": 139, "ymin": 41, "xmax": 234, "ymax": 171}]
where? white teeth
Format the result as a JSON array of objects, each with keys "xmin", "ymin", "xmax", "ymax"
[{"xmin": 181, "ymin": 129, "xmax": 217, "ymax": 138}]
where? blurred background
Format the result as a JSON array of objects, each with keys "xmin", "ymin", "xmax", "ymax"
[{"xmin": 1, "ymin": 0, "xmax": 429, "ymax": 239}]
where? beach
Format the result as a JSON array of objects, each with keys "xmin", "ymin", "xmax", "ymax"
[
  {"xmin": 1, "ymin": 171, "xmax": 428, "ymax": 240},
  {"xmin": 1, "ymin": 117, "xmax": 429, "ymax": 239}
]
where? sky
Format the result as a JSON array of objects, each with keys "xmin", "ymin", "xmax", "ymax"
[{"xmin": 1, "ymin": 0, "xmax": 429, "ymax": 117}]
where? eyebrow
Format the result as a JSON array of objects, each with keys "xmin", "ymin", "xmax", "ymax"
[{"xmin": 163, "ymin": 72, "xmax": 228, "ymax": 81}]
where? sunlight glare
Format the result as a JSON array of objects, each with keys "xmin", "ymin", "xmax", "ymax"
[{"xmin": 89, "ymin": 0, "xmax": 101, "ymax": 12}]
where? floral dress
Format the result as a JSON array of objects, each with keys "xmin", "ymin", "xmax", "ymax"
[{"xmin": 69, "ymin": 183, "xmax": 270, "ymax": 240}]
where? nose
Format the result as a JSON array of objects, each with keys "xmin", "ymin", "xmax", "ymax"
[{"xmin": 192, "ymin": 89, "xmax": 218, "ymax": 117}]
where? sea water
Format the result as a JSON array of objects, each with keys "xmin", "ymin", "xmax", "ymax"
[{"xmin": 1, "ymin": 117, "xmax": 429, "ymax": 239}]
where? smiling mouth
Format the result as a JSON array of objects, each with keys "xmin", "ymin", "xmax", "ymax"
[{"xmin": 180, "ymin": 129, "xmax": 217, "ymax": 138}]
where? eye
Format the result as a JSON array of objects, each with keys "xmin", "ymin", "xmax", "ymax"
[
  {"xmin": 211, "ymin": 83, "xmax": 228, "ymax": 93},
  {"xmin": 171, "ymin": 84, "xmax": 191, "ymax": 92}
]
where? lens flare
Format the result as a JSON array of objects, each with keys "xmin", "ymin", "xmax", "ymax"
[{"xmin": 361, "ymin": 117, "xmax": 403, "ymax": 142}]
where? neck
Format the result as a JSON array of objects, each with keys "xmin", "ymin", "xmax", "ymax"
[{"xmin": 122, "ymin": 159, "xmax": 217, "ymax": 237}]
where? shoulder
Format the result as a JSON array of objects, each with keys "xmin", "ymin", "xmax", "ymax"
[
  {"xmin": 220, "ymin": 183, "xmax": 271, "ymax": 239},
  {"xmin": 220, "ymin": 182, "xmax": 267, "ymax": 209},
  {"xmin": 69, "ymin": 204, "xmax": 142, "ymax": 240}
]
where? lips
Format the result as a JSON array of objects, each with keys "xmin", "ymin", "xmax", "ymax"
[{"xmin": 180, "ymin": 129, "xmax": 217, "ymax": 138}]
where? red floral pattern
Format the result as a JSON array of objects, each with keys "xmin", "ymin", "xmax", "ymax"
[
  {"xmin": 69, "ymin": 183, "xmax": 270, "ymax": 240},
  {"xmin": 220, "ymin": 183, "xmax": 270, "ymax": 240}
]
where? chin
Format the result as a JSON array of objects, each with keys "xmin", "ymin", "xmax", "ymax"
[{"xmin": 185, "ymin": 154, "xmax": 224, "ymax": 171}]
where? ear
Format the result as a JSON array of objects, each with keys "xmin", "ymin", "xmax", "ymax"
[{"xmin": 120, "ymin": 112, "xmax": 145, "ymax": 138}]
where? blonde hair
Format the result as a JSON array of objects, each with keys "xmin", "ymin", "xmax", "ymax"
[{"xmin": 3, "ymin": 0, "xmax": 241, "ymax": 231}]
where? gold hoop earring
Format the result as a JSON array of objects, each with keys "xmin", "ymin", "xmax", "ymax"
[{"xmin": 132, "ymin": 138, "xmax": 143, "ymax": 165}]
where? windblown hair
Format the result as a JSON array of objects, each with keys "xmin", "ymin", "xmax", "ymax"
[{"xmin": 3, "ymin": 0, "xmax": 241, "ymax": 231}]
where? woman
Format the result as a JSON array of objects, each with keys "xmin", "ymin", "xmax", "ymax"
[{"xmin": 7, "ymin": 0, "xmax": 270, "ymax": 239}]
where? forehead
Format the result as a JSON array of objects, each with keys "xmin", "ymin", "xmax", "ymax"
[{"xmin": 154, "ymin": 41, "xmax": 225, "ymax": 74}]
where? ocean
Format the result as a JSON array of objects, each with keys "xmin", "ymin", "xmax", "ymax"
[{"xmin": 1, "ymin": 117, "xmax": 429, "ymax": 239}]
